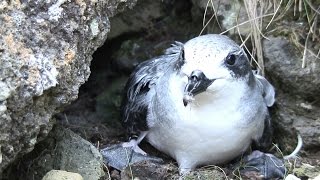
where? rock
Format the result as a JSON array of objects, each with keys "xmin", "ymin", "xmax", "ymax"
[
  {"xmin": 190, "ymin": 0, "xmax": 252, "ymax": 35},
  {"xmin": 263, "ymin": 36, "xmax": 320, "ymax": 101},
  {"xmin": 112, "ymin": 38, "xmax": 175, "ymax": 72},
  {"xmin": 4, "ymin": 125, "xmax": 104, "ymax": 180},
  {"xmin": 312, "ymin": 174, "xmax": 320, "ymax": 180},
  {"xmin": 42, "ymin": 170, "xmax": 83, "ymax": 180},
  {"xmin": 285, "ymin": 174, "xmax": 301, "ymax": 180},
  {"xmin": 0, "ymin": 0, "xmax": 137, "ymax": 174},
  {"xmin": 262, "ymin": 37, "xmax": 320, "ymax": 152},
  {"xmin": 108, "ymin": 0, "xmax": 165, "ymax": 39},
  {"xmin": 292, "ymin": 163, "xmax": 320, "ymax": 179},
  {"xmin": 270, "ymin": 92, "xmax": 320, "ymax": 152},
  {"xmin": 101, "ymin": 0, "xmax": 201, "ymax": 72}
]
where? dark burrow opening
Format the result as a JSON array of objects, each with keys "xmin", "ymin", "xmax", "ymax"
[{"xmin": 56, "ymin": 0, "xmax": 203, "ymax": 147}]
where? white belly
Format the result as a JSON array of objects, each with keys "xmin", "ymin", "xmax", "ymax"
[{"xmin": 147, "ymin": 110, "xmax": 264, "ymax": 169}]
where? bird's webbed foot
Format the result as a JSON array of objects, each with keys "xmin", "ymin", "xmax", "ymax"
[
  {"xmin": 100, "ymin": 131, "xmax": 163, "ymax": 170},
  {"xmin": 121, "ymin": 131, "xmax": 148, "ymax": 155},
  {"xmin": 239, "ymin": 150, "xmax": 286, "ymax": 179},
  {"xmin": 100, "ymin": 143, "xmax": 162, "ymax": 170},
  {"xmin": 122, "ymin": 139, "xmax": 147, "ymax": 155}
]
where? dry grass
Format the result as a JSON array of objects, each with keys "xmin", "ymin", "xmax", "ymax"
[
  {"xmin": 201, "ymin": 0, "xmax": 320, "ymax": 74},
  {"xmin": 242, "ymin": 0, "xmax": 267, "ymax": 75},
  {"xmin": 124, "ymin": 148, "xmax": 134, "ymax": 180},
  {"xmin": 199, "ymin": 165, "xmax": 229, "ymax": 179},
  {"xmin": 103, "ymin": 163, "xmax": 112, "ymax": 180}
]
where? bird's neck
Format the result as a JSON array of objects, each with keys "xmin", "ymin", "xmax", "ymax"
[{"xmin": 189, "ymin": 79, "xmax": 258, "ymax": 115}]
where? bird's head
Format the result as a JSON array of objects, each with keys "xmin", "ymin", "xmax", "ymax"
[{"xmin": 181, "ymin": 34, "xmax": 253, "ymax": 101}]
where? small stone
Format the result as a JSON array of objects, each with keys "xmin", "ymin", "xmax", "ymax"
[
  {"xmin": 42, "ymin": 170, "xmax": 83, "ymax": 180},
  {"xmin": 285, "ymin": 174, "xmax": 301, "ymax": 180},
  {"xmin": 0, "ymin": 81, "xmax": 10, "ymax": 101},
  {"xmin": 90, "ymin": 19, "xmax": 100, "ymax": 37},
  {"xmin": 0, "ymin": 104, "xmax": 7, "ymax": 114},
  {"xmin": 311, "ymin": 174, "xmax": 320, "ymax": 180}
]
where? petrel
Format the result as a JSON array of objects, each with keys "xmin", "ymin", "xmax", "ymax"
[{"xmin": 103, "ymin": 34, "xmax": 294, "ymax": 179}]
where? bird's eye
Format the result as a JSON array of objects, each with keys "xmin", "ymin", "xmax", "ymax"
[
  {"xmin": 226, "ymin": 54, "xmax": 236, "ymax": 66},
  {"xmin": 191, "ymin": 75, "xmax": 198, "ymax": 81}
]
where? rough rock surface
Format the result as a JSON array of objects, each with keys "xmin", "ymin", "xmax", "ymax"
[
  {"xmin": 263, "ymin": 37, "xmax": 320, "ymax": 101},
  {"xmin": 4, "ymin": 126, "xmax": 104, "ymax": 180},
  {"xmin": 270, "ymin": 92, "xmax": 320, "ymax": 152},
  {"xmin": 191, "ymin": 0, "xmax": 246, "ymax": 31},
  {"xmin": 107, "ymin": 0, "xmax": 165, "ymax": 39},
  {"xmin": 42, "ymin": 170, "xmax": 83, "ymax": 180},
  {"xmin": 0, "ymin": 0, "xmax": 136, "ymax": 173},
  {"xmin": 263, "ymin": 37, "xmax": 320, "ymax": 151}
]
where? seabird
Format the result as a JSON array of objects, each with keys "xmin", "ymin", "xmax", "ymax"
[{"xmin": 102, "ymin": 34, "xmax": 296, "ymax": 178}]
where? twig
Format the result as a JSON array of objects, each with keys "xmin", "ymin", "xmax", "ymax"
[
  {"xmin": 302, "ymin": 17, "xmax": 315, "ymax": 68},
  {"xmin": 199, "ymin": 0, "xmax": 222, "ymax": 35},
  {"xmin": 103, "ymin": 163, "xmax": 112, "ymax": 180},
  {"xmin": 266, "ymin": 0, "xmax": 283, "ymax": 29}
]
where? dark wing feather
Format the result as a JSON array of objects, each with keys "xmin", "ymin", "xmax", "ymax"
[
  {"xmin": 121, "ymin": 42, "xmax": 184, "ymax": 137},
  {"xmin": 253, "ymin": 114, "xmax": 273, "ymax": 151},
  {"xmin": 252, "ymin": 72, "xmax": 275, "ymax": 150}
]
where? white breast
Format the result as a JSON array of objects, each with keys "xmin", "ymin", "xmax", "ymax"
[{"xmin": 146, "ymin": 76, "xmax": 266, "ymax": 170}]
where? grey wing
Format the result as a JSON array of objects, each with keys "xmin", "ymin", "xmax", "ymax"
[
  {"xmin": 254, "ymin": 73, "xmax": 275, "ymax": 107},
  {"xmin": 121, "ymin": 42, "xmax": 184, "ymax": 137},
  {"xmin": 252, "ymin": 72, "xmax": 276, "ymax": 150},
  {"xmin": 253, "ymin": 114, "xmax": 273, "ymax": 151}
]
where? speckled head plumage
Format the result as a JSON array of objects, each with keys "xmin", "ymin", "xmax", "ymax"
[{"xmin": 182, "ymin": 34, "xmax": 252, "ymax": 81}]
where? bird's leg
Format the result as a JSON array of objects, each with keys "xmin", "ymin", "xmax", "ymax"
[
  {"xmin": 179, "ymin": 168, "xmax": 192, "ymax": 176},
  {"xmin": 239, "ymin": 150, "xmax": 286, "ymax": 179},
  {"xmin": 176, "ymin": 156, "xmax": 196, "ymax": 176},
  {"xmin": 122, "ymin": 131, "xmax": 148, "ymax": 155},
  {"xmin": 100, "ymin": 130, "xmax": 163, "ymax": 170}
]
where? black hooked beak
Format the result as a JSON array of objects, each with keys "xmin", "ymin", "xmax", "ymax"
[{"xmin": 183, "ymin": 70, "xmax": 215, "ymax": 106}]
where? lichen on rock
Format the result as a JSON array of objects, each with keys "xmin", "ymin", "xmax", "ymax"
[{"xmin": 0, "ymin": 0, "xmax": 137, "ymax": 174}]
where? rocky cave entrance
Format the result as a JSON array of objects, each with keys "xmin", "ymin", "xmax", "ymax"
[
  {"xmin": 58, "ymin": 0, "xmax": 201, "ymax": 151},
  {"xmin": 3, "ymin": 0, "xmax": 320, "ymax": 179},
  {"xmin": 57, "ymin": 0, "xmax": 253, "ymax": 149},
  {"xmin": 56, "ymin": 0, "xmax": 210, "ymax": 178}
]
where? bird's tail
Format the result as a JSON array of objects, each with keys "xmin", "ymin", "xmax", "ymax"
[{"xmin": 283, "ymin": 134, "xmax": 303, "ymax": 160}]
